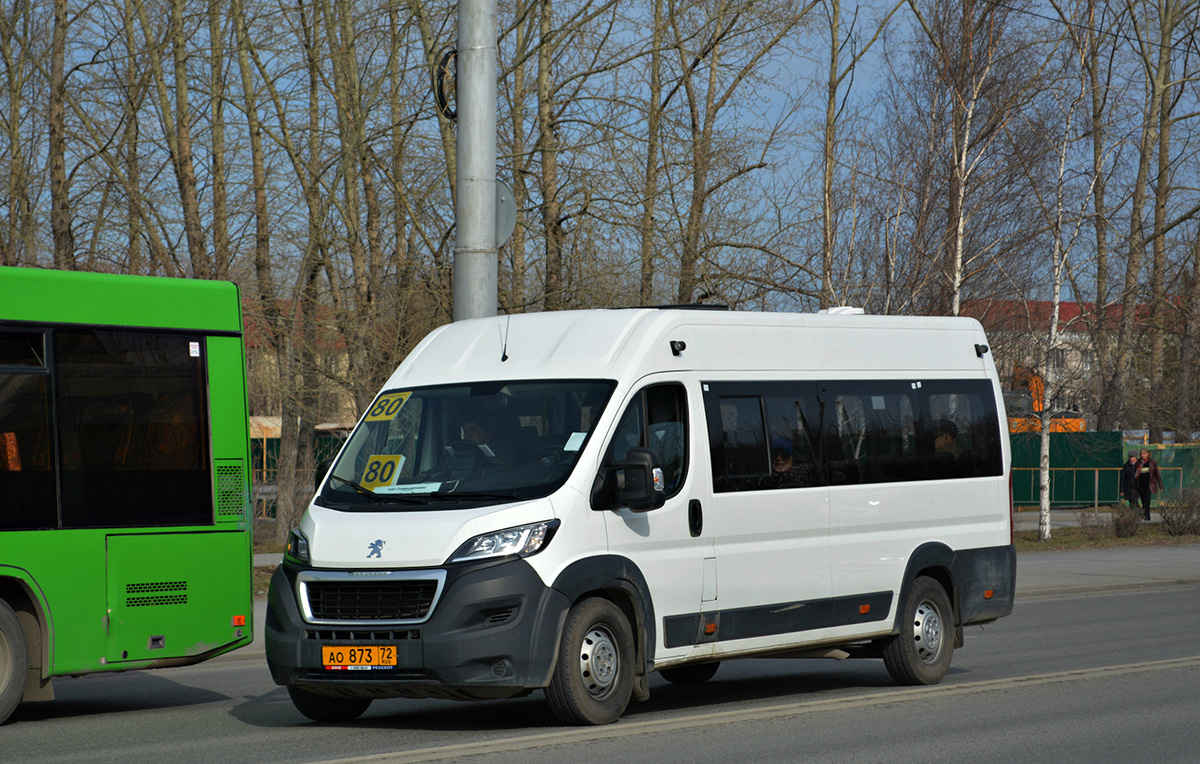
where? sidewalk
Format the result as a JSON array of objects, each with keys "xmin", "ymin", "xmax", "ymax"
[{"xmin": 1013, "ymin": 507, "xmax": 1158, "ymax": 531}]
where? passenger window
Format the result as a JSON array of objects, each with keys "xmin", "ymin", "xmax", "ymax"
[
  {"xmin": 924, "ymin": 385, "xmax": 1002, "ymax": 478},
  {"xmin": 822, "ymin": 379, "xmax": 1002, "ymax": 484},
  {"xmin": 0, "ymin": 372, "xmax": 57, "ymax": 530},
  {"xmin": 718, "ymin": 397, "xmax": 767, "ymax": 478},
  {"xmin": 703, "ymin": 382, "xmax": 821, "ymax": 493},
  {"xmin": 56, "ymin": 329, "xmax": 212, "ymax": 528},
  {"xmin": 763, "ymin": 395, "xmax": 818, "ymax": 488},
  {"xmin": 605, "ymin": 384, "xmax": 687, "ymax": 497}
]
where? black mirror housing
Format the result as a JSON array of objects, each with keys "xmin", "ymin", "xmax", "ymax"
[{"xmin": 612, "ymin": 447, "xmax": 666, "ymax": 512}]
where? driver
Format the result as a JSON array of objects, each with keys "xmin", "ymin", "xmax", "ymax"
[{"xmin": 460, "ymin": 409, "xmax": 516, "ymax": 463}]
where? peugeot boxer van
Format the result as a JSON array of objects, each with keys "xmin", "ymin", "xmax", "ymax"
[{"xmin": 265, "ymin": 308, "xmax": 1015, "ymax": 725}]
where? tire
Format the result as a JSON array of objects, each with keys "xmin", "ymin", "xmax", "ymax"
[
  {"xmin": 0, "ymin": 600, "xmax": 27, "ymax": 725},
  {"xmin": 287, "ymin": 686, "xmax": 372, "ymax": 723},
  {"xmin": 545, "ymin": 598, "xmax": 635, "ymax": 725},
  {"xmin": 883, "ymin": 576, "xmax": 954, "ymax": 686},
  {"xmin": 659, "ymin": 661, "xmax": 720, "ymax": 685}
]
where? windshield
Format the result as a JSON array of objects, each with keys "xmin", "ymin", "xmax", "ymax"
[{"xmin": 318, "ymin": 379, "xmax": 616, "ymax": 510}]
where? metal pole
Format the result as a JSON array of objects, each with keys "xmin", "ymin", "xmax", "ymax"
[{"xmin": 453, "ymin": 0, "xmax": 498, "ymax": 320}]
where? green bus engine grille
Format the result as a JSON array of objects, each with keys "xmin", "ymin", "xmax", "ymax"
[
  {"xmin": 305, "ymin": 581, "xmax": 437, "ymax": 621},
  {"xmin": 126, "ymin": 581, "xmax": 188, "ymax": 607}
]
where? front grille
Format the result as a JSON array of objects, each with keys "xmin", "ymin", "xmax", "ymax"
[
  {"xmin": 304, "ymin": 629, "xmax": 421, "ymax": 641},
  {"xmin": 306, "ymin": 581, "xmax": 438, "ymax": 621}
]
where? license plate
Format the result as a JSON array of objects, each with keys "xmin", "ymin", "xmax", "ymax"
[{"xmin": 322, "ymin": 645, "xmax": 397, "ymax": 670}]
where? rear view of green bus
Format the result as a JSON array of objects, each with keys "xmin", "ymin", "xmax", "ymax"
[{"xmin": 0, "ymin": 267, "xmax": 254, "ymax": 724}]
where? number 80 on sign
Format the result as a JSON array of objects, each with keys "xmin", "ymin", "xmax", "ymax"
[{"xmin": 365, "ymin": 392, "xmax": 411, "ymax": 421}]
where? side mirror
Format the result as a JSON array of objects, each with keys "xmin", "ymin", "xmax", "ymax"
[
  {"xmin": 613, "ymin": 447, "xmax": 667, "ymax": 512},
  {"xmin": 314, "ymin": 458, "xmax": 335, "ymax": 493}
]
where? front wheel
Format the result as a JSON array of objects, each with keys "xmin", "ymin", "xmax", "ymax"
[
  {"xmin": 883, "ymin": 576, "xmax": 954, "ymax": 686},
  {"xmin": 0, "ymin": 600, "xmax": 28, "ymax": 725},
  {"xmin": 287, "ymin": 686, "xmax": 372, "ymax": 723},
  {"xmin": 545, "ymin": 598, "xmax": 635, "ymax": 725}
]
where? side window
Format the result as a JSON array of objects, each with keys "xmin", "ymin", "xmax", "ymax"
[
  {"xmin": 0, "ymin": 330, "xmax": 57, "ymax": 530},
  {"xmin": 605, "ymin": 384, "xmax": 688, "ymax": 498},
  {"xmin": 704, "ymin": 382, "xmax": 821, "ymax": 492},
  {"xmin": 822, "ymin": 379, "xmax": 1002, "ymax": 485},
  {"xmin": 718, "ymin": 397, "xmax": 767, "ymax": 479},
  {"xmin": 824, "ymin": 382, "xmax": 920, "ymax": 485},
  {"xmin": 56, "ymin": 329, "xmax": 213, "ymax": 528},
  {"xmin": 763, "ymin": 394, "xmax": 819, "ymax": 488},
  {"xmin": 924, "ymin": 382, "xmax": 1003, "ymax": 479}
]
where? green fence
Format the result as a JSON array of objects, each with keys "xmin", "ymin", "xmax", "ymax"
[{"xmin": 1011, "ymin": 432, "xmax": 1196, "ymax": 507}]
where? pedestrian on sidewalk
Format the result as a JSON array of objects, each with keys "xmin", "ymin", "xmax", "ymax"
[
  {"xmin": 1120, "ymin": 452, "xmax": 1140, "ymax": 508},
  {"xmin": 1134, "ymin": 448, "xmax": 1162, "ymax": 521}
]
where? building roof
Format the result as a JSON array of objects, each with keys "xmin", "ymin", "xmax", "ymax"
[{"xmin": 960, "ymin": 299, "xmax": 1155, "ymax": 334}]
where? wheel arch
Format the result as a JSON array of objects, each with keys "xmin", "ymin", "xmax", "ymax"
[
  {"xmin": 550, "ymin": 556, "xmax": 655, "ymax": 680},
  {"xmin": 892, "ymin": 542, "xmax": 959, "ymax": 636},
  {"xmin": 0, "ymin": 569, "xmax": 52, "ymax": 690}
]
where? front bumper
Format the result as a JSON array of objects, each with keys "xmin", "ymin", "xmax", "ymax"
[{"xmin": 264, "ymin": 557, "xmax": 570, "ymax": 700}]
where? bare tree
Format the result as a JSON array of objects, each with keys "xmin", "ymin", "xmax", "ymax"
[
  {"xmin": 49, "ymin": 0, "xmax": 74, "ymax": 269},
  {"xmin": 818, "ymin": 0, "xmax": 902, "ymax": 308},
  {"xmin": 1104, "ymin": 0, "xmax": 1198, "ymax": 433},
  {"xmin": 668, "ymin": 0, "xmax": 815, "ymax": 304}
]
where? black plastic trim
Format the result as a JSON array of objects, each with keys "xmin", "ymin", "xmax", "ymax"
[{"xmin": 662, "ymin": 591, "xmax": 893, "ymax": 648}]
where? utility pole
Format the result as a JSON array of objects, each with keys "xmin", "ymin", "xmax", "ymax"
[{"xmin": 452, "ymin": 0, "xmax": 498, "ymax": 320}]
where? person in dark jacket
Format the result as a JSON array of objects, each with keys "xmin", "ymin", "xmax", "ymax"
[
  {"xmin": 1134, "ymin": 448, "xmax": 1163, "ymax": 521},
  {"xmin": 1120, "ymin": 452, "xmax": 1140, "ymax": 508}
]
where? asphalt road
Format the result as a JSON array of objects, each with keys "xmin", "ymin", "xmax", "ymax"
[{"xmin": 7, "ymin": 545, "xmax": 1200, "ymax": 764}]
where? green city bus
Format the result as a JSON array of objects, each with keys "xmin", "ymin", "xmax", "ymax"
[{"xmin": 0, "ymin": 266, "xmax": 254, "ymax": 724}]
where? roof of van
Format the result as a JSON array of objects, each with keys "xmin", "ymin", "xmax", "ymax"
[{"xmin": 383, "ymin": 309, "xmax": 994, "ymax": 390}]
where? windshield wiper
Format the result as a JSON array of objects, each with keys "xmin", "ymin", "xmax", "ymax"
[{"xmin": 328, "ymin": 475, "xmax": 422, "ymax": 505}]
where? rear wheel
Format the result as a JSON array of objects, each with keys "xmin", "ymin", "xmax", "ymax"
[
  {"xmin": 883, "ymin": 576, "xmax": 954, "ymax": 685},
  {"xmin": 287, "ymin": 686, "xmax": 372, "ymax": 723},
  {"xmin": 0, "ymin": 600, "xmax": 27, "ymax": 725},
  {"xmin": 546, "ymin": 598, "xmax": 635, "ymax": 725},
  {"xmin": 659, "ymin": 661, "xmax": 720, "ymax": 685}
]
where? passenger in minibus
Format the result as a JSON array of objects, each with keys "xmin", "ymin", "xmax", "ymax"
[
  {"xmin": 763, "ymin": 437, "xmax": 803, "ymax": 489},
  {"xmin": 933, "ymin": 419, "xmax": 962, "ymax": 459}
]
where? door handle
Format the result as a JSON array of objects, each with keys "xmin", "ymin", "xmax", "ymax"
[{"xmin": 688, "ymin": 499, "xmax": 703, "ymax": 537}]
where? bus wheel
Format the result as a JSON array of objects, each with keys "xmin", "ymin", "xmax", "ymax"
[
  {"xmin": 659, "ymin": 661, "xmax": 720, "ymax": 685},
  {"xmin": 546, "ymin": 598, "xmax": 634, "ymax": 725},
  {"xmin": 287, "ymin": 686, "xmax": 371, "ymax": 723},
  {"xmin": 883, "ymin": 576, "xmax": 954, "ymax": 686},
  {"xmin": 0, "ymin": 600, "xmax": 28, "ymax": 725}
]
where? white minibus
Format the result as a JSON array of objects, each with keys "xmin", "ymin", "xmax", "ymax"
[{"xmin": 265, "ymin": 308, "xmax": 1016, "ymax": 725}]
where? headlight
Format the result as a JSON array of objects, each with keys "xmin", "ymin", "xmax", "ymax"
[
  {"xmin": 286, "ymin": 528, "xmax": 310, "ymax": 564},
  {"xmin": 449, "ymin": 520, "xmax": 559, "ymax": 563}
]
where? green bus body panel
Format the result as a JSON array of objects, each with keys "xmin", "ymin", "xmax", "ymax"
[
  {"xmin": 208, "ymin": 336, "xmax": 253, "ymax": 527},
  {"xmin": 0, "ymin": 266, "xmax": 241, "ymax": 333},
  {"xmin": 106, "ymin": 532, "xmax": 252, "ymax": 665},
  {"xmin": 0, "ymin": 267, "xmax": 254, "ymax": 681}
]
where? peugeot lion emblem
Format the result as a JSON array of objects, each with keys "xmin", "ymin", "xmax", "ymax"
[{"xmin": 367, "ymin": 539, "xmax": 385, "ymax": 559}]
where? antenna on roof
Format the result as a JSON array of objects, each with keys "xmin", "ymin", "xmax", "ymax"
[{"xmin": 500, "ymin": 314, "xmax": 510, "ymax": 362}]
